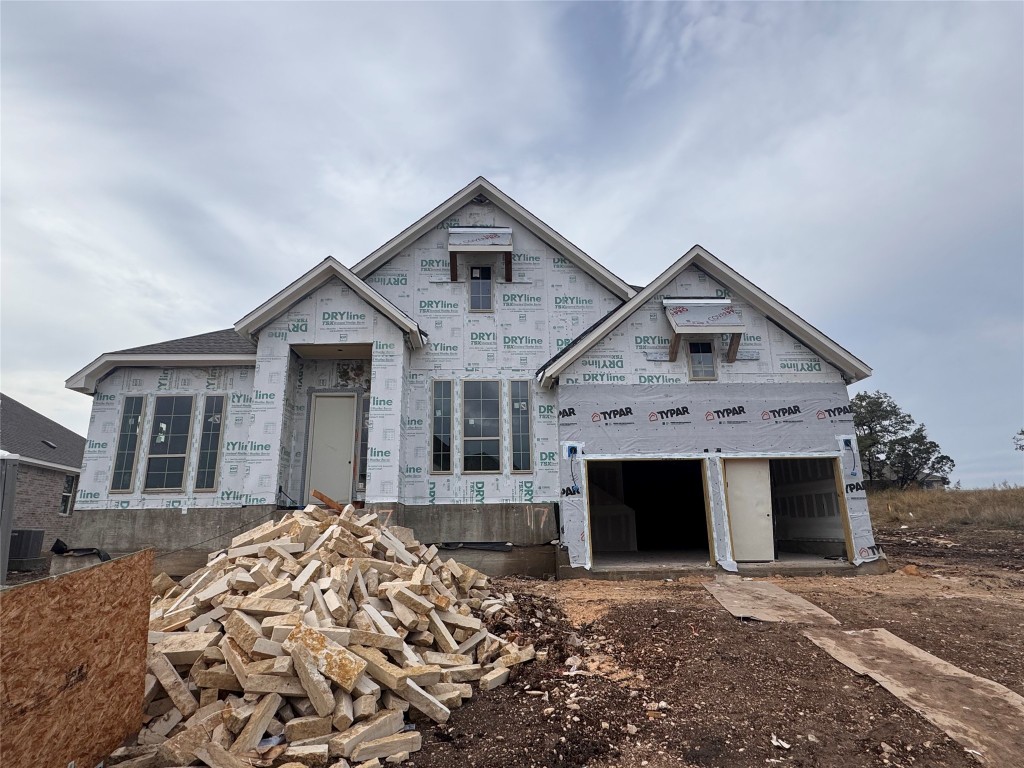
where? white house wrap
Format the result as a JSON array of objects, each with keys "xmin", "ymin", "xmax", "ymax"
[{"xmin": 66, "ymin": 177, "xmax": 880, "ymax": 576}]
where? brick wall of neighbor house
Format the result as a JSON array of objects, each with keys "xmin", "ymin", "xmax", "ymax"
[{"xmin": 12, "ymin": 463, "xmax": 77, "ymax": 553}]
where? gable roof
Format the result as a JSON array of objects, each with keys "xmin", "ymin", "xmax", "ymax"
[
  {"xmin": 234, "ymin": 257, "xmax": 425, "ymax": 346},
  {"xmin": 350, "ymin": 177, "xmax": 636, "ymax": 300},
  {"xmin": 0, "ymin": 393, "xmax": 86, "ymax": 472},
  {"xmin": 537, "ymin": 245, "xmax": 872, "ymax": 387}
]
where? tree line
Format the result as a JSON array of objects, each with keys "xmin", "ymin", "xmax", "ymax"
[{"xmin": 850, "ymin": 391, "xmax": 954, "ymax": 490}]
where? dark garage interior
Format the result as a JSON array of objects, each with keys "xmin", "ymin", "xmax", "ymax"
[{"xmin": 587, "ymin": 459, "xmax": 709, "ymax": 555}]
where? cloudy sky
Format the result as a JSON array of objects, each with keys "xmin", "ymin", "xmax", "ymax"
[{"xmin": 2, "ymin": 2, "xmax": 1021, "ymax": 487}]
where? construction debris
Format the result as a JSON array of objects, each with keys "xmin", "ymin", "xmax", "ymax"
[{"xmin": 118, "ymin": 494, "xmax": 537, "ymax": 766}]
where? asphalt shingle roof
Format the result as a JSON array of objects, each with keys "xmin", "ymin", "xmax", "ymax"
[
  {"xmin": 112, "ymin": 329, "xmax": 256, "ymax": 356},
  {"xmin": 0, "ymin": 394, "xmax": 87, "ymax": 469}
]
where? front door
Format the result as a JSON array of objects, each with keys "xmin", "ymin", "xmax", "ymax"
[
  {"xmin": 725, "ymin": 459, "xmax": 774, "ymax": 561},
  {"xmin": 305, "ymin": 394, "xmax": 356, "ymax": 504}
]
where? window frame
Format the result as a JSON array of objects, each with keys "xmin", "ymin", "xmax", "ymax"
[
  {"xmin": 509, "ymin": 380, "xmax": 532, "ymax": 474},
  {"xmin": 687, "ymin": 338, "xmax": 718, "ymax": 381},
  {"xmin": 469, "ymin": 265, "xmax": 493, "ymax": 312},
  {"xmin": 110, "ymin": 395, "xmax": 146, "ymax": 494},
  {"xmin": 59, "ymin": 474, "xmax": 77, "ymax": 516},
  {"xmin": 144, "ymin": 394, "xmax": 196, "ymax": 493},
  {"xmin": 462, "ymin": 379, "xmax": 502, "ymax": 474},
  {"xmin": 193, "ymin": 394, "xmax": 226, "ymax": 492},
  {"xmin": 357, "ymin": 394, "xmax": 371, "ymax": 492},
  {"xmin": 430, "ymin": 380, "xmax": 454, "ymax": 475}
]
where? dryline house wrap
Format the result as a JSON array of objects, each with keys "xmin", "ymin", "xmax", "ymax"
[{"xmin": 65, "ymin": 177, "xmax": 879, "ymax": 576}]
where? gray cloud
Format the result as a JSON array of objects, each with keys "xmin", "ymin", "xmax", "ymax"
[{"xmin": 2, "ymin": 2, "xmax": 1021, "ymax": 485}]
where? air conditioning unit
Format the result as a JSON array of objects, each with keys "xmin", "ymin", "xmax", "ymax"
[{"xmin": 9, "ymin": 529, "xmax": 44, "ymax": 560}]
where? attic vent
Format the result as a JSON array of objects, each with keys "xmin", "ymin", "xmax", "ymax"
[
  {"xmin": 41, "ymin": 440, "xmax": 57, "ymax": 449},
  {"xmin": 471, "ymin": 194, "xmax": 490, "ymax": 205}
]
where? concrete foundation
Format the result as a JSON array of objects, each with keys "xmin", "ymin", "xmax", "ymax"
[
  {"xmin": 64, "ymin": 503, "xmax": 559, "ymax": 578},
  {"xmin": 68, "ymin": 505, "xmax": 278, "ymax": 577},
  {"xmin": 369, "ymin": 502, "xmax": 558, "ymax": 546},
  {"xmin": 556, "ymin": 548, "xmax": 889, "ymax": 580},
  {"xmin": 50, "ymin": 553, "xmax": 106, "ymax": 576}
]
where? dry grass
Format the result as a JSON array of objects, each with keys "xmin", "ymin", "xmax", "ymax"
[{"xmin": 869, "ymin": 485, "xmax": 1024, "ymax": 530}]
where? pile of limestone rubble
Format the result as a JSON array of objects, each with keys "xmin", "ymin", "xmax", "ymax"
[{"xmin": 109, "ymin": 497, "xmax": 540, "ymax": 768}]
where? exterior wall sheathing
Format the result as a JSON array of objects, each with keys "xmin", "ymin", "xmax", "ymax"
[
  {"xmin": 556, "ymin": 266, "xmax": 877, "ymax": 569},
  {"xmin": 69, "ymin": 206, "xmax": 878, "ymax": 577},
  {"xmin": 367, "ymin": 200, "xmax": 620, "ymax": 509}
]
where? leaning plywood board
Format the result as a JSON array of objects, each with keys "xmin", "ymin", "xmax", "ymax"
[
  {"xmin": 703, "ymin": 576, "xmax": 840, "ymax": 625},
  {"xmin": 0, "ymin": 550, "xmax": 152, "ymax": 768},
  {"xmin": 804, "ymin": 628, "xmax": 1024, "ymax": 766}
]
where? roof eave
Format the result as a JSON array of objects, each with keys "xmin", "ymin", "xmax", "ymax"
[
  {"xmin": 537, "ymin": 245, "xmax": 872, "ymax": 386},
  {"xmin": 693, "ymin": 255, "xmax": 872, "ymax": 383},
  {"xmin": 234, "ymin": 259, "xmax": 340, "ymax": 339},
  {"xmin": 538, "ymin": 248, "xmax": 703, "ymax": 385},
  {"xmin": 6, "ymin": 454, "xmax": 83, "ymax": 474},
  {"xmin": 66, "ymin": 353, "xmax": 258, "ymax": 395},
  {"xmin": 234, "ymin": 258, "xmax": 424, "ymax": 347}
]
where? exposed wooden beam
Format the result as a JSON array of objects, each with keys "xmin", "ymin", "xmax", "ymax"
[
  {"xmin": 668, "ymin": 334, "xmax": 682, "ymax": 363},
  {"xmin": 726, "ymin": 333, "xmax": 741, "ymax": 363},
  {"xmin": 449, "ymin": 252, "xmax": 458, "ymax": 282}
]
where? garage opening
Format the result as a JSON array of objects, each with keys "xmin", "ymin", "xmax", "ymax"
[
  {"xmin": 770, "ymin": 458, "xmax": 848, "ymax": 559},
  {"xmin": 587, "ymin": 459, "xmax": 709, "ymax": 563}
]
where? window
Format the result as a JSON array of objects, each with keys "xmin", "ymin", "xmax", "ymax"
[
  {"xmin": 111, "ymin": 395, "xmax": 145, "ymax": 492},
  {"xmin": 59, "ymin": 475, "xmax": 76, "ymax": 516},
  {"xmin": 358, "ymin": 395, "xmax": 371, "ymax": 491},
  {"xmin": 144, "ymin": 395, "xmax": 195, "ymax": 491},
  {"xmin": 194, "ymin": 395, "xmax": 224, "ymax": 491},
  {"xmin": 463, "ymin": 380, "xmax": 500, "ymax": 473},
  {"xmin": 431, "ymin": 380, "xmax": 453, "ymax": 473},
  {"xmin": 510, "ymin": 380, "xmax": 532, "ymax": 472},
  {"xmin": 688, "ymin": 341, "xmax": 717, "ymax": 380},
  {"xmin": 470, "ymin": 266, "xmax": 492, "ymax": 311}
]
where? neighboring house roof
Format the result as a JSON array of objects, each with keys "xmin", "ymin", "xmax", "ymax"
[
  {"xmin": 67, "ymin": 330, "xmax": 259, "ymax": 395},
  {"xmin": 234, "ymin": 257, "xmax": 426, "ymax": 346},
  {"xmin": 113, "ymin": 329, "xmax": 256, "ymax": 355},
  {"xmin": 350, "ymin": 177, "xmax": 636, "ymax": 301},
  {"xmin": 537, "ymin": 244, "xmax": 872, "ymax": 387},
  {"xmin": 0, "ymin": 393, "xmax": 86, "ymax": 472}
]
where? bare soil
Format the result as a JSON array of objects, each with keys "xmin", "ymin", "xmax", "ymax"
[{"xmin": 409, "ymin": 526, "xmax": 1024, "ymax": 768}]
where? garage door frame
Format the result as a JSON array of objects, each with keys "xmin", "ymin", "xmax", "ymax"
[{"xmin": 582, "ymin": 455, "xmax": 715, "ymax": 564}]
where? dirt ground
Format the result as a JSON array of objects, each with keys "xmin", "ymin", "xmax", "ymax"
[{"xmin": 408, "ymin": 525, "xmax": 1024, "ymax": 768}]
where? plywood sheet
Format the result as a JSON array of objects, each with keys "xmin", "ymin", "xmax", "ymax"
[
  {"xmin": 0, "ymin": 549, "xmax": 152, "ymax": 768},
  {"xmin": 703, "ymin": 576, "xmax": 840, "ymax": 625},
  {"xmin": 804, "ymin": 627, "xmax": 1024, "ymax": 766}
]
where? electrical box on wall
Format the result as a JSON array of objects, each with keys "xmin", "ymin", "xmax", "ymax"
[{"xmin": 563, "ymin": 443, "xmax": 582, "ymax": 460}]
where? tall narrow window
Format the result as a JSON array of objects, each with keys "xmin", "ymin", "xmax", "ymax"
[
  {"xmin": 59, "ymin": 475, "xmax": 76, "ymax": 516},
  {"xmin": 431, "ymin": 380, "xmax": 453, "ymax": 473},
  {"xmin": 358, "ymin": 395, "xmax": 371, "ymax": 492},
  {"xmin": 194, "ymin": 395, "xmax": 224, "ymax": 491},
  {"xmin": 510, "ymin": 380, "xmax": 532, "ymax": 472},
  {"xmin": 470, "ymin": 266, "xmax": 492, "ymax": 311},
  {"xmin": 687, "ymin": 341, "xmax": 717, "ymax": 381},
  {"xmin": 463, "ymin": 380, "xmax": 500, "ymax": 473},
  {"xmin": 111, "ymin": 395, "xmax": 145, "ymax": 492},
  {"xmin": 145, "ymin": 395, "xmax": 194, "ymax": 491}
]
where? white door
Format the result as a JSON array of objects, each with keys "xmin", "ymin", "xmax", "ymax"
[
  {"xmin": 305, "ymin": 395, "xmax": 356, "ymax": 504},
  {"xmin": 725, "ymin": 459, "xmax": 774, "ymax": 561}
]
